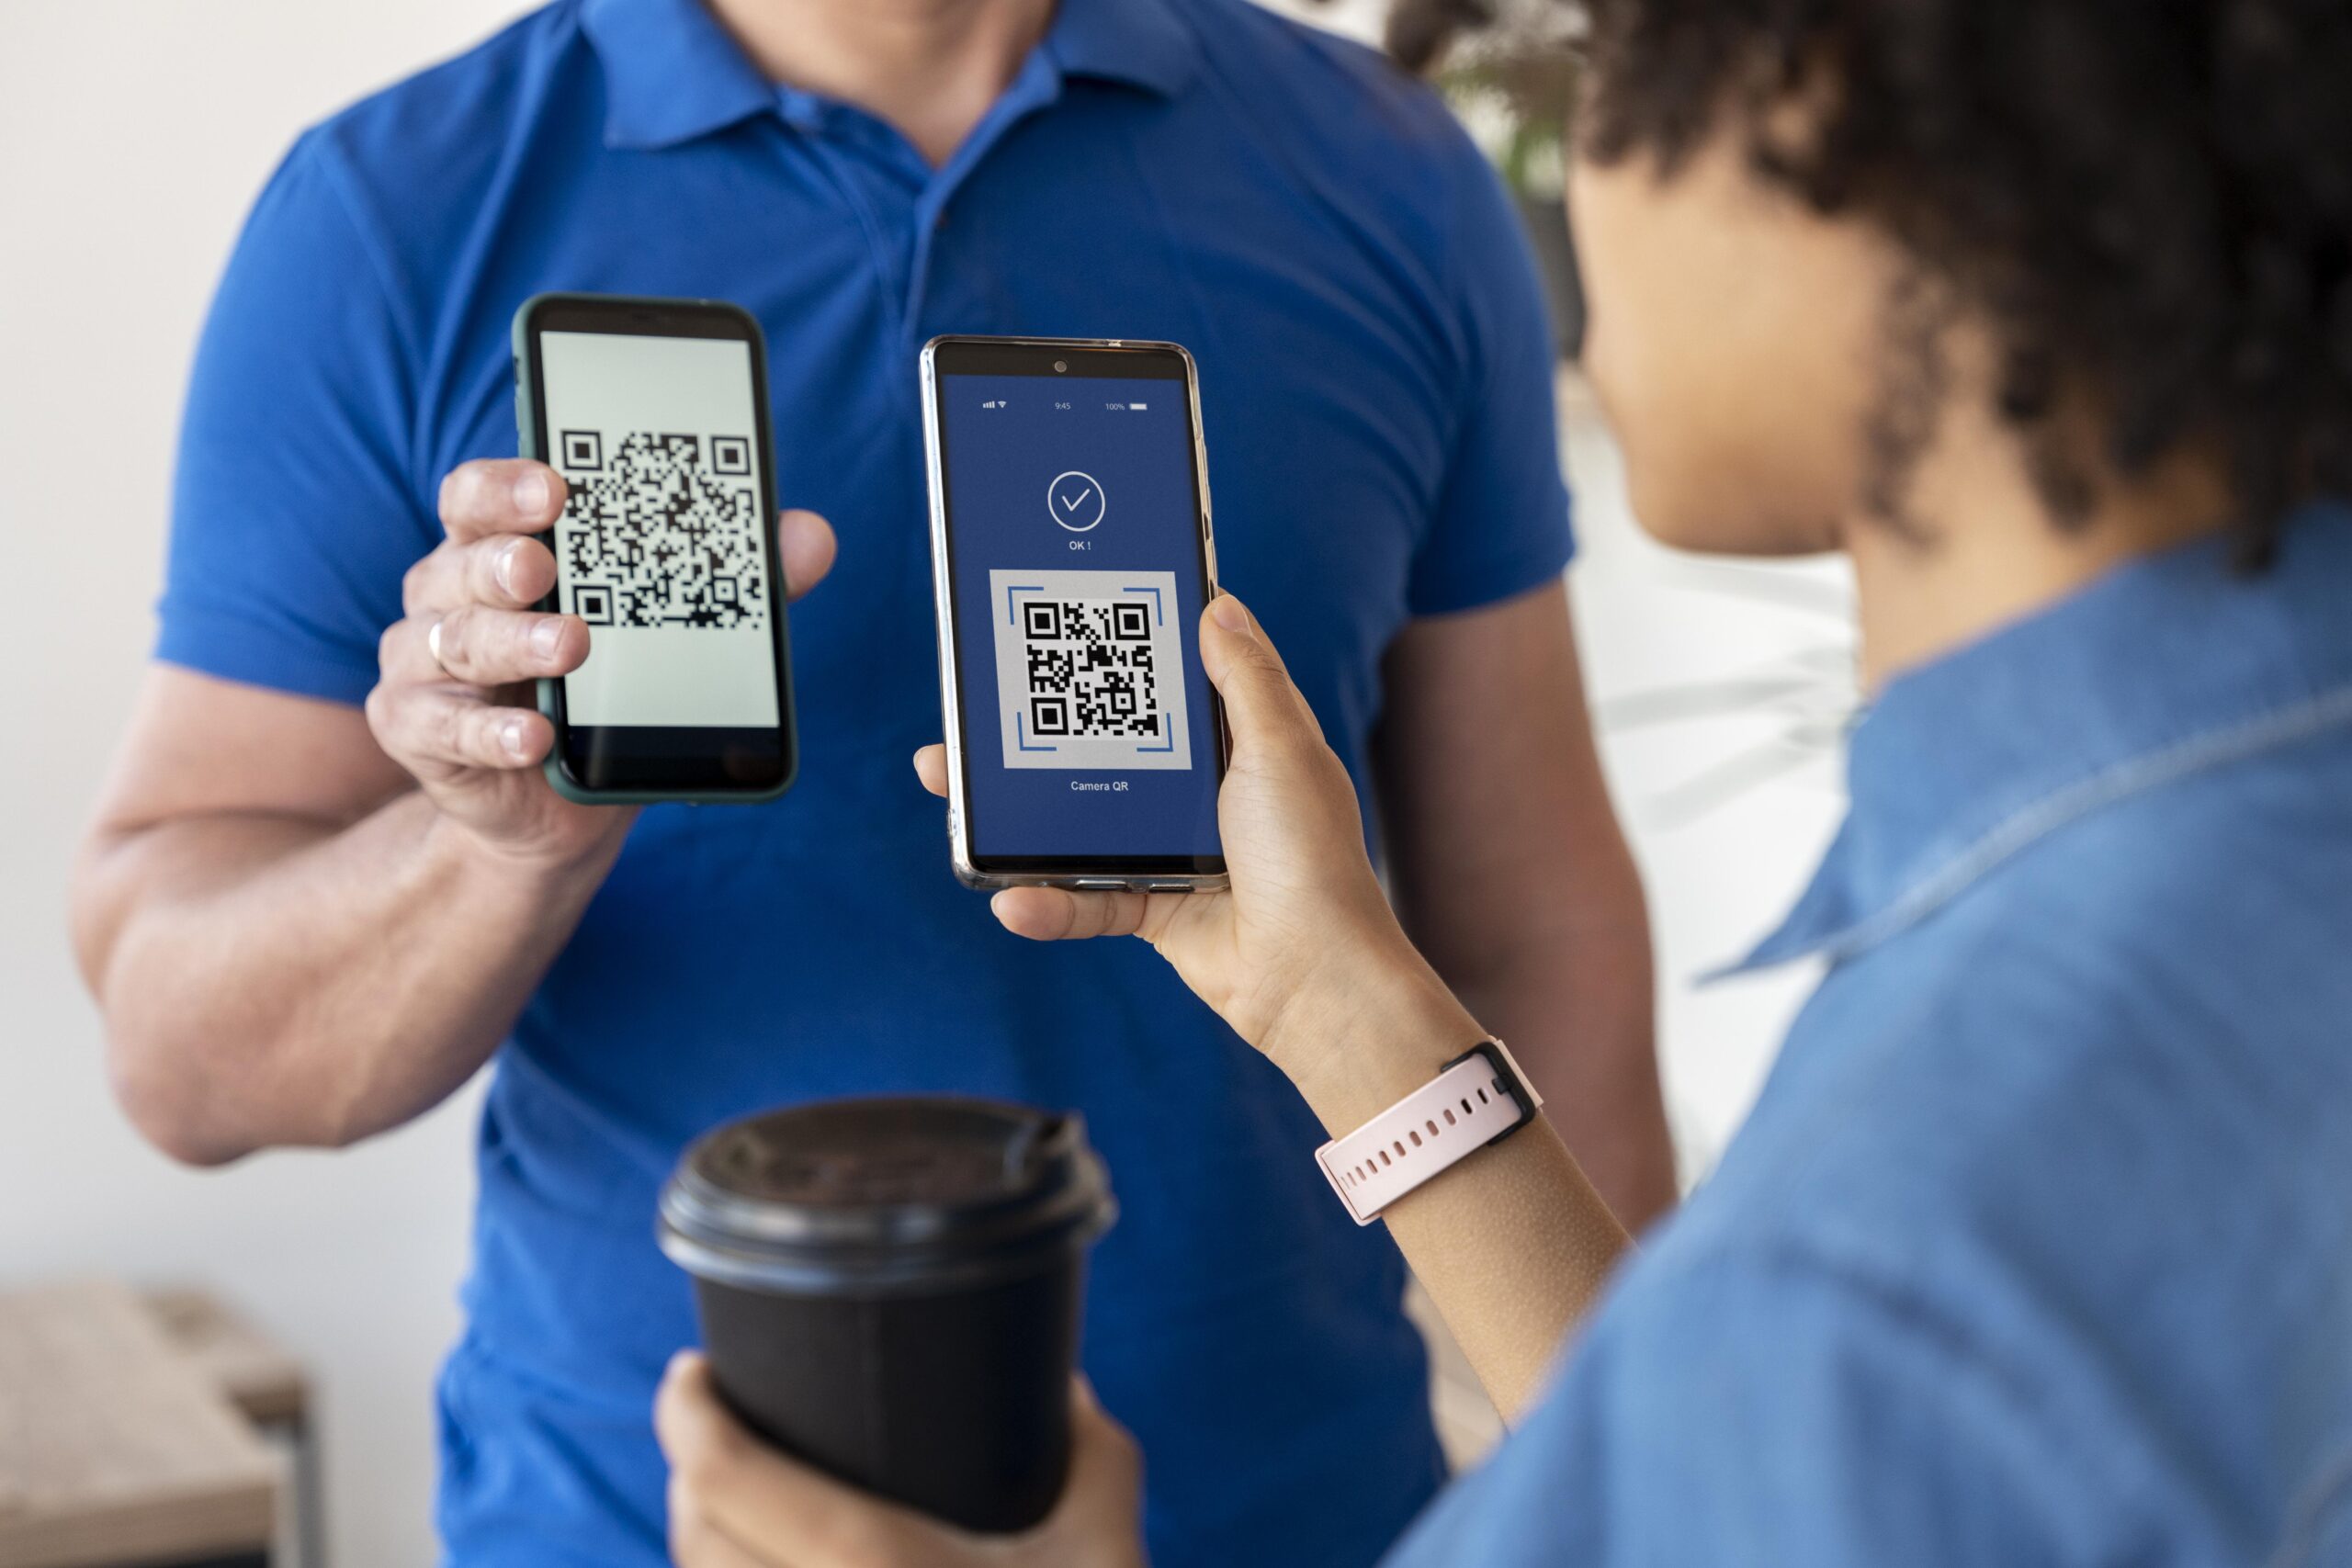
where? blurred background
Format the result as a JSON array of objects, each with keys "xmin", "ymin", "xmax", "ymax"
[{"xmin": 0, "ymin": 2, "xmax": 1848, "ymax": 1561}]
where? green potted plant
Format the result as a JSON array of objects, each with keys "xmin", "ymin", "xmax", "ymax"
[{"xmin": 1385, "ymin": 0, "xmax": 1588, "ymax": 357}]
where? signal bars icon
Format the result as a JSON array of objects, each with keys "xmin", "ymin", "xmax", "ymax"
[{"xmin": 981, "ymin": 400, "xmax": 1003, "ymax": 409}]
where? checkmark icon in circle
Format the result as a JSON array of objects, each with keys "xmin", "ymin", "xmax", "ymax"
[{"xmin": 1046, "ymin": 469, "xmax": 1106, "ymax": 532}]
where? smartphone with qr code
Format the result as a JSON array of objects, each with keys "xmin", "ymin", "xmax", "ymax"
[
  {"xmin": 921, "ymin": 335, "xmax": 1228, "ymax": 891},
  {"xmin": 512, "ymin": 293, "xmax": 797, "ymax": 804}
]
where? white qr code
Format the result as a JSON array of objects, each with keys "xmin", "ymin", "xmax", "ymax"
[
  {"xmin": 989, "ymin": 570, "xmax": 1193, "ymax": 771},
  {"xmin": 554, "ymin": 430, "xmax": 767, "ymax": 631}
]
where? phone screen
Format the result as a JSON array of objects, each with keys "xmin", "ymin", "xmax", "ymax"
[
  {"xmin": 520, "ymin": 297, "xmax": 794, "ymax": 797},
  {"xmin": 933, "ymin": 347, "xmax": 1223, "ymax": 874}
]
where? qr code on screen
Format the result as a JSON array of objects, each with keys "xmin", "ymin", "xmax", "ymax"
[
  {"xmin": 553, "ymin": 431, "xmax": 766, "ymax": 631},
  {"xmin": 989, "ymin": 570, "xmax": 1193, "ymax": 771}
]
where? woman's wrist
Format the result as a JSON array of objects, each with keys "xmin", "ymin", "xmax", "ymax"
[{"xmin": 1260, "ymin": 938, "xmax": 1488, "ymax": 1137}]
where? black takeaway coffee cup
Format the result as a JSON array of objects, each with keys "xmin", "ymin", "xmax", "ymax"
[{"xmin": 657, "ymin": 1097, "xmax": 1117, "ymax": 1533}]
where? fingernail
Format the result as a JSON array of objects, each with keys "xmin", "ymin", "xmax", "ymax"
[
  {"xmin": 1210, "ymin": 595, "xmax": 1250, "ymax": 635},
  {"xmin": 531, "ymin": 618, "xmax": 565, "ymax": 660},
  {"xmin": 501, "ymin": 716, "xmax": 530, "ymax": 760},
  {"xmin": 513, "ymin": 471, "xmax": 549, "ymax": 514},
  {"xmin": 495, "ymin": 540, "xmax": 525, "ymax": 597}
]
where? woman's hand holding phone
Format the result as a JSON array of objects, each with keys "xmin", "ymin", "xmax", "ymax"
[
  {"xmin": 916, "ymin": 593, "xmax": 1482, "ymax": 1108},
  {"xmin": 660, "ymin": 601, "xmax": 1617, "ymax": 1568},
  {"xmin": 369, "ymin": 457, "xmax": 836, "ymax": 869}
]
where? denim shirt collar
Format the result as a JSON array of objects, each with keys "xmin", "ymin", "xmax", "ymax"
[
  {"xmin": 582, "ymin": 0, "xmax": 1199, "ymax": 152},
  {"xmin": 1726, "ymin": 504, "xmax": 2352, "ymax": 976}
]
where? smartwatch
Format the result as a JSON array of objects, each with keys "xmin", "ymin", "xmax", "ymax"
[{"xmin": 1315, "ymin": 1039, "xmax": 1543, "ymax": 1225}]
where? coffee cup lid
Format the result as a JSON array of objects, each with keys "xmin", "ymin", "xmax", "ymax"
[{"xmin": 658, "ymin": 1097, "xmax": 1116, "ymax": 1298}]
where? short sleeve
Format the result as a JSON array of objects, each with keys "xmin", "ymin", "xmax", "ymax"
[
  {"xmin": 1404, "ymin": 141, "xmax": 1575, "ymax": 617},
  {"xmin": 159, "ymin": 131, "xmax": 435, "ymax": 705},
  {"xmin": 1383, "ymin": 1254, "xmax": 2122, "ymax": 1568}
]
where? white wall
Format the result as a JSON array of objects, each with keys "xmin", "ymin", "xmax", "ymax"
[
  {"xmin": 1556, "ymin": 388, "xmax": 1851, "ymax": 1179},
  {"xmin": 0, "ymin": 5, "xmax": 1842, "ymax": 1564},
  {"xmin": 0, "ymin": 7, "xmax": 528, "ymax": 1563}
]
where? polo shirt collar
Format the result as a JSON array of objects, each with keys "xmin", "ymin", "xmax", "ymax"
[
  {"xmin": 1722, "ymin": 502, "xmax": 2352, "ymax": 976},
  {"xmin": 582, "ymin": 0, "xmax": 1199, "ymax": 152},
  {"xmin": 582, "ymin": 0, "xmax": 774, "ymax": 151},
  {"xmin": 1046, "ymin": 0, "xmax": 1200, "ymax": 98}
]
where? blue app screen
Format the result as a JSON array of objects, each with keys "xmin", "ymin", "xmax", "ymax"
[{"xmin": 939, "ymin": 372, "xmax": 1221, "ymax": 861}]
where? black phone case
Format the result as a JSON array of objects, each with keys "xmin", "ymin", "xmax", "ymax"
[{"xmin": 512, "ymin": 292, "xmax": 797, "ymax": 805}]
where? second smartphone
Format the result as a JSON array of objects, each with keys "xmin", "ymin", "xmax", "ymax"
[{"xmin": 921, "ymin": 336, "xmax": 1228, "ymax": 890}]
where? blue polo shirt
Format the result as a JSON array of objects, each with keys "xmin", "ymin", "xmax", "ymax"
[
  {"xmin": 160, "ymin": 1, "xmax": 1572, "ymax": 1562},
  {"xmin": 1386, "ymin": 510, "xmax": 2352, "ymax": 1564}
]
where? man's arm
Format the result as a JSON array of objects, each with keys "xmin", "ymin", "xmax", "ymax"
[
  {"xmin": 71, "ymin": 670, "xmax": 624, "ymax": 1165},
  {"xmin": 1374, "ymin": 581, "xmax": 1677, "ymax": 1230},
  {"xmin": 71, "ymin": 463, "xmax": 834, "ymax": 1167},
  {"xmin": 70, "ymin": 463, "xmax": 613, "ymax": 1166}
]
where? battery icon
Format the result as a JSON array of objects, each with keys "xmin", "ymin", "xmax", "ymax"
[{"xmin": 1129, "ymin": 401, "xmax": 1148, "ymax": 411}]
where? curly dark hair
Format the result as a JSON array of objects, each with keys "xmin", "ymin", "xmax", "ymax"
[{"xmin": 1396, "ymin": 0, "xmax": 2352, "ymax": 561}]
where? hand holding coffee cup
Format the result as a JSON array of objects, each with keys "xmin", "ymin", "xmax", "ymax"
[
  {"xmin": 656, "ymin": 1355, "xmax": 1147, "ymax": 1568},
  {"xmin": 913, "ymin": 594, "xmax": 1463, "ymax": 1085},
  {"xmin": 657, "ymin": 1098, "xmax": 1117, "ymax": 1536}
]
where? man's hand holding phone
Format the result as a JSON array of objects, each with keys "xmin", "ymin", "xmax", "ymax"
[{"xmin": 369, "ymin": 456, "xmax": 835, "ymax": 868}]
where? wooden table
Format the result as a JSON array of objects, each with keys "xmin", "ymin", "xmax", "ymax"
[
  {"xmin": 143, "ymin": 1291, "xmax": 309, "ymax": 1432},
  {"xmin": 141, "ymin": 1290, "xmax": 320, "ymax": 1568},
  {"xmin": 0, "ymin": 1279, "xmax": 278, "ymax": 1568}
]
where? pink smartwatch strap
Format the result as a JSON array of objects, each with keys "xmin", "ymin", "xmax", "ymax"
[{"xmin": 1314, "ymin": 1040, "xmax": 1542, "ymax": 1225}]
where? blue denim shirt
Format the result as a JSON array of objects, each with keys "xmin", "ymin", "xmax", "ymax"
[{"xmin": 1389, "ymin": 507, "xmax": 2352, "ymax": 1565}]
